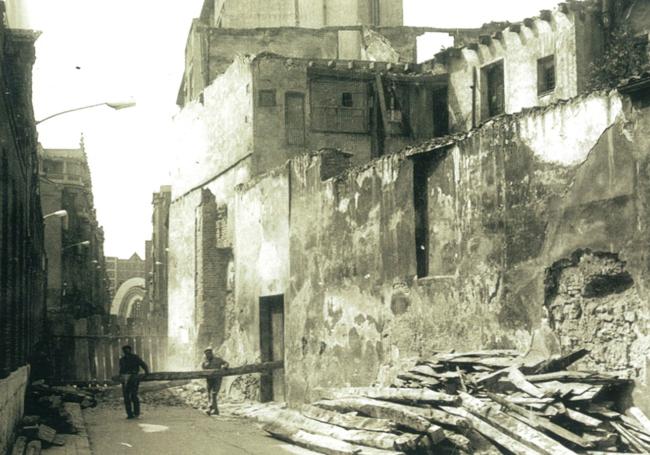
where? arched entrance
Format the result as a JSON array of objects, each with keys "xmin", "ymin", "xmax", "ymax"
[{"xmin": 110, "ymin": 277, "xmax": 146, "ymax": 318}]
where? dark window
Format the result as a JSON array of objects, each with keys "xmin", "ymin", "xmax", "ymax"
[
  {"xmin": 482, "ymin": 60, "xmax": 504, "ymax": 119},
  {"xmin": 43, "ymin": 159, "xmax": 64, "ymax": 175},
  {"xmin": 413, "ymin": 157, "xmax": 429, "ymax": 278},
  {"xmin": 311, "ymin": 80, "xmax": 369, "ymax": 133},
  {"xmin": 432, "ymin": 86, "xmax": 449, "ymax": 137},
  {"xmin": 341, "ymin": 92, "xmax": 354, "ymax": 107},
  {"xmin": 258, "ymin": 89, "xmax": 277, "ymax": 107},
  {"xmin": 537, "ymin": 55, "xmax": 556, "ymax": 95}
]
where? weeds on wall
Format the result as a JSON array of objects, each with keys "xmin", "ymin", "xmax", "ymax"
[{"xmin": 588, "ymin": 26, "xmax": 649, "ymax": 90}]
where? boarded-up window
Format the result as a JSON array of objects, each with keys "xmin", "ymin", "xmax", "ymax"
[
  {"xmin": 310, "ymin": 80, "xmax": 369, "ymax": 133},
  {"xmin": 537, "ymin": 55, "xmax": 556, "ymax": 95}
]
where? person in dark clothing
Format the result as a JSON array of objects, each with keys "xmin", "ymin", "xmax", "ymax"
[
  {"xmin": 201, "ymin": 347, "xmax": 228, "ymax": 415},
  {"xmin": 119, "ymin": 345, "xmax": 149, "ymax": 419}
]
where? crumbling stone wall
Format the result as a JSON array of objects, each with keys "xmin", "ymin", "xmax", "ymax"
[
  {"xmin": 545, "ymin": 250, "xmax": 648, "ymax": 379},
  {"xmin": 281, "ymin": 89, "xmax": 650, "ymax": 407}
]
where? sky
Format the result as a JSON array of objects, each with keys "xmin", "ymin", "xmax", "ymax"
[{"xmin": 14, "ymin": 0, "xmax": 560, "ymax": 258}]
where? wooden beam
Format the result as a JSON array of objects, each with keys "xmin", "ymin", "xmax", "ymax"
[
  {"xmin": 460, "ymin": 392, "xmax": 578, "ymax": 455},
  {"xmin": 314, "ymin": 397, "xmax": 445, "ymax": 442},
  {"xmin": 629, "ymin": 407, "xmax": 650, "ymax": 435},
  {"xmin": 316, "ymin": 387, "xmax": 459, "ymax": 405},
  {"xmin": 301, "ymin": 405, "xmax": 397, "ymax": 433},
  {"xmin": 531, "ymin": 349, "xmax": 590, "ymax": 374},
  {"xmin": 486, "ymin": 392, "xmax": 593, "ymax": 449},
  {"xmin": 441, "ymin": 406, "xmax": 540, "ymax": 455},
  {"xmin": 111, "ymin": 360, "xmax": 283, "ymax": 382},
  {"xmin": 505, "ymin": 368, "xmax": 546, "ymax": 398}
]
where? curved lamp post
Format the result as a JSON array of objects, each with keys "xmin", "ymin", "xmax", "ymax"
[
  {"xmin": 36, "ymin": 100, "xmax": 136, "ymax": 125},
  {"xmin": 43, "ymin": 209, "xmax": 68, "ymax": 220}
]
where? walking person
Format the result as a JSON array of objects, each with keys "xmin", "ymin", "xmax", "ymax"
[
  {"xmin": 201, "ymin": 347, "xmax": 228, "ymax": 415},
  {"xmin": 119, "ymin": 345, "xmax": 149, "ymax": 419}
]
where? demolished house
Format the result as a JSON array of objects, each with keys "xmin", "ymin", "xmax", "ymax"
[{"xmin": 166, "ymin": 0, "xmax": 650, "ymax": 436}]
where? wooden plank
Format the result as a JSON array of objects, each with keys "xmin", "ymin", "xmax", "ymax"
[
  {"xmin": 506, "ymin": 368, "xmax": 546, "ymax": 399},
  {"xmin": 316, "ymin": 387, "xmax": 459, "ymax": 405},
  {"xmin": 525, "ymin": 371, "xmax": 629, "ymax": 384},
  {"xmin": 111, "ymin": 360, "xmax": 283, "ymax": 381},
  {"xmin": 448, "ymin": 356, "xmax": 518, "ymax": 369},
  {"xmin": 430, "ymin": 350, "xmax": 520, "ymax": 362},
  {"xmin": 301, "ymin": 405, "xmax": 398, "ymax": 433},
  {"xmin": 268, "ymin": 409, "xmax": 418, "ymax": 451},
  {"xmin": 314, "ymin": 397, "xmax": 445, "ymax": 442},
  {"xmin": 612, "ymin": 421, "xmax": 650, "ymax": 453},
  {"xmin": 459, "ymin": 392, "xmax": 578, "ymax": 455},
  {"xmin": 441, "ymin": 406, "xmax": 540, "ymax": 455},
  {"xmin": 531, "ymin": 349, "xmax": 589, "ymax": 374},
  {"xmin": 486, "ymin": 392, "xmax": 593, "ymax": 449},
  {"xmin": 565, "ymin": 408, "xmax": 603, "ymax": 427},
  {"xmin": 629, "ymin": 407, "xmax": 650, "ymax": 435},
  {"xmin": 263, "ymin": 420, "xmax": 362, "ymax": 455},
  {"xmin": 263, "ymin": 421, "xmax": 405, "ymax": 455}
]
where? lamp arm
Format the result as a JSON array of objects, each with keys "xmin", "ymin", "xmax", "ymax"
[{"xmin": 36, "ymin": 103, "xmax": 107, "ymax": 125}]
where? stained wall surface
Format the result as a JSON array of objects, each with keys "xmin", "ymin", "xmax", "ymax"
[{"xmin": 283, "ymin": 90, "xmax": 650, "ymax": 407}]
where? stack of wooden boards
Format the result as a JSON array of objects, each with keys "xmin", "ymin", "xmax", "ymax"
[{"xmin": 258, "ymin": 349, "xmax": 650, "ymax": 454}]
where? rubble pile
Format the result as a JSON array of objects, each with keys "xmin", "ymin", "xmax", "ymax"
[
  {"xmin": 97, "ymin": 381, "xmax": 189, "ymax": 409},
  {"xmin": 170, "ymin": 382, "xmax": 212, "ymax": 412},
  {"xmin": 254, "ymin": 349, "xmax": 650, "ymax": 455},
  {"xmin": 9, "ymin": 381, "xmax": 98, "ymax": 454}
]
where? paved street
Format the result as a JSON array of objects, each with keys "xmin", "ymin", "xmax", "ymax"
[{"xmin": 84, "ymin": 404, "xmax": 316, "ymax": 455}]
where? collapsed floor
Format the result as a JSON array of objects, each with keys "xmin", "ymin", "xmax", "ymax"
[{"xmin": 237, "ymin": 349, "xmax": 650, "ymax": 455}]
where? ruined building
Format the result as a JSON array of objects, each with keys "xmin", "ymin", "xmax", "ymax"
[
  {"xmin": 143, "ymin": 185, "xmax": 171, "ymax": 335},
  {"xmin": 166, "ymin": 0, "xmax": 650, "ymax": 413},
  {"xmin": 39, "ymin": 142, "xmax": 110, "ymax": 321},
  {"xmin": 0, "ymin": 5, "xmax": 45, "ymax": 453}
]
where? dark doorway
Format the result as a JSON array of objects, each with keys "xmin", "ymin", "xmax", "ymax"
[
  {"xmin": 432, "ymin": 86, "xmax": 449, "ymax": 137},
  {"xmin": 259, "ymin": 294, "xmax": 285, "ymax": 402},
  {"xmin": 483, "ymin": 60, "xmax": 505, "ymax": 119},
  {"xmin": 285, "ymin": 92, "xmax": 305, "ymax": 146}
]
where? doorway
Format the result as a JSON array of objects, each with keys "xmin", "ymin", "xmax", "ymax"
[
  {"xmin": 259, "ymin": 294, "xmax": 285, "ymax": 402},
  {"xmin": 285, "ymin": 92, "xmax": 305, "ymax": 146}
]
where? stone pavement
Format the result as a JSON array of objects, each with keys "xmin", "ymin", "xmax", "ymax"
[
  {"xmin": 83, "ymin": 402, "xmax": 318, "ymax": 455},
  {"xmin": 43, "ymin": 403, "xmax": 92, "ymax": 455}
]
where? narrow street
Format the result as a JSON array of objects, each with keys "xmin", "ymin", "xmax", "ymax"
[{"xmin": 84, "ymin": 402, "xmax": 316, "ymax": 455}]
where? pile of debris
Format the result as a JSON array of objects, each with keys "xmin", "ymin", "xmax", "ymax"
[
  {"xmin": 10, "ymin": 381, "xmax": 97, "ymax": 454},
  {"xmin": 253, "ymin": 349, "xmax": 650, "ymax": 454},
  {"xmin": 169, "ymin": 381, "xmax": 211, "ymax": 412}
]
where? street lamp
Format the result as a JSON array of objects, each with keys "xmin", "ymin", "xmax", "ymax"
[
  {"xmin": 36, "ymin": 100, "xmax": 136, "ymax": 125},
  {"xmin": 62, "ymin": 240, "xmax": 90, "ymax": 251},
  {"xmin": 43, "ymin": 210, "xmax": 68, "ymax": 220}
]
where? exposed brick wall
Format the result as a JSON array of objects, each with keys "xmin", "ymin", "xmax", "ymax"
[
  {"xmin": 545, "ymin": 250, "xmax": 648, "ymax": 379},
  {"xmin": 195, "ymin": 189, "xmax": 232, "ymax": 351}
]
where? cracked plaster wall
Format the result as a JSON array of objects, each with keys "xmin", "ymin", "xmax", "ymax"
[{"xmin": 284, "ymin": 90, "xmax": 650, "ymax": 410}]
